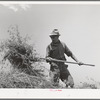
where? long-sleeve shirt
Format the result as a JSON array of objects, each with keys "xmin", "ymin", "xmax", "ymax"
[{"xmin": 46, "ymin": 40, "xmax": 73, "ymax": 60}]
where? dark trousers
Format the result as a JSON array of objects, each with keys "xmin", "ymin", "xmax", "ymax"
[{"xmin": 50, "ymin": 62, "xmax": 74, "ymax": 87}]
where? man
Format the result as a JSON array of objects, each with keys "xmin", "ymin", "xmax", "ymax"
[{"xmin": 46, "ymin": 29, "xmax": 83, "ymax": 88}]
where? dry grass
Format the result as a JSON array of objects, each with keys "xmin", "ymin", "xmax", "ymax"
[
  {"xmin": 0, "ymin": 67, "xmax": 56, "ymax": 88},
  {"xmin": 0, "ymin": 25, "xmax": 41, "ymax": 75},
  {"xmin": 0, "ymin": 25, "xmax": 60, "ymax": 88}
]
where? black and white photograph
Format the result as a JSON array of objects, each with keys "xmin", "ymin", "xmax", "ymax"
[{"xmin": 0, "ymin": 1, "xmax": 100, "ymax": 98}]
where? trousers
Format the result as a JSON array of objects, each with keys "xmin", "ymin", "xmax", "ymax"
[{"xmin": 49, "ymin": 62, "xmax": 74, "ymax": 87}]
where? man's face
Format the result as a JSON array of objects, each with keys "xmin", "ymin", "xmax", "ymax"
[{"xmin": 50, "ymin": 35, "xmax": 59, "ymax": 43}]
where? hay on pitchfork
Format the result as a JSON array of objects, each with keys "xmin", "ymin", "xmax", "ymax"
[{"xmin": 1, "ymin": 25, "xmax": 42, "ymax": 76}]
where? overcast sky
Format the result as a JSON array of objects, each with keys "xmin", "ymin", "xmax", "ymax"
[{"xmin": 0, "ymin": 2, "xmax": 100, "ymax": 84}]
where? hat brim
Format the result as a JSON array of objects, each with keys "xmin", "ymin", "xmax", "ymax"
[
  {"xmin": 49, "ymin": 34, "xmax": 60, "ymax": 36},
  {"xmin": 49, "ymin": 33, "xmax": 60, "ymax": 36}
]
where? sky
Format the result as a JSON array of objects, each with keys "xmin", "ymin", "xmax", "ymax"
[{"xmin": 0, "ymin": 2, "xmax": 100, "ymax": 85}]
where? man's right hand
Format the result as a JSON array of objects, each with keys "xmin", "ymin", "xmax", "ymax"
[{"xmin": 46, "ymin": 57, "xmax": 53, "ymax": 62}]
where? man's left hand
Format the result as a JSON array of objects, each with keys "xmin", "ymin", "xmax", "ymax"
[{"xmin": 78, "ymin": 61, "xmax": 84, "ymax": 66}]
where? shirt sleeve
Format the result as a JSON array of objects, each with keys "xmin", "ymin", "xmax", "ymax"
[
  {"xmin": 63, "ymin": 43, "xmax": 73, "ymax": 57},
  {"xmin": 46, "ymin": 45, "xmax": 50, "ymax": 58}
]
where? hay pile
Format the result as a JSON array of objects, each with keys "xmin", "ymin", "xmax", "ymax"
[
  {"xmin": 0, "ymin": 25, "xmax": 58, "ymax": 88},
  {"xmin": 0, "ymin": 69, "xmax": 55, "ymax": 88},
  {"xmin": 0, "ymin": 25, "xmax": 41, "ymax": 76}
]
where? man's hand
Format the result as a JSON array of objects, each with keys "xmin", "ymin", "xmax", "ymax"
[
  {"xmin": 46, "ymin": 57, "xmax": 53, "ymax": 62},
  {"xmin": 77, "ymin": 61, "xmax": 84, "ymax": 66}
]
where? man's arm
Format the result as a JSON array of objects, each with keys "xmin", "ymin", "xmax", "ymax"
[
  {"xmin": 71, "ymin": 54, "xmax": 83, "ymax": 65},
  {"xmin": 46, "ymin": 45, "xmax": 50, "ymax": 58},
  {"xmin": 71, "ymin": 53, "xmax": 79, "ymax": 62},
  {"xmin": 64, "ymin": 43, "xmax": 83, "ymax": 65},
  {"xmin": 46, "ymin": 45, "xmax": 53, "ymax": 62}
]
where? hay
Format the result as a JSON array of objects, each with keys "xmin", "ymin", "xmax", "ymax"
[
  {"xmin": 0, "ymin": 25, "xmax": 41, "ymax": 76},
  {"xmin": 0, "ymin": 25, "xmax": 62, "ymax": 88},
  {"xmin": 0, "ymin": 70, "xmax": 55, "ymax": 88}
]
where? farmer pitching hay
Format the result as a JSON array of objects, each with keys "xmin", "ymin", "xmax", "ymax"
[{"xmin": 46, "ymin": 29, "xmax": 83, "ymax": 88}]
